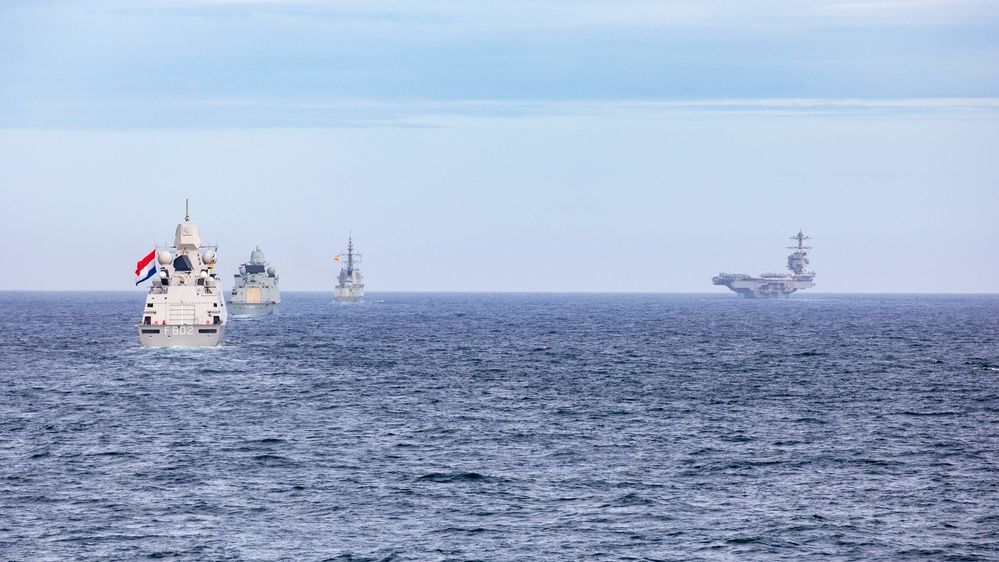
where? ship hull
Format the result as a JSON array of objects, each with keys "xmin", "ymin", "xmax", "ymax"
[
  {"xmin": 713, "ymin": 277, "xmax": 814, "ymax": 299},
  {"xmin": 138, "ymin": 324, "xmax": 224, "ymax": 347},
  {"xmin": 333, "ymin": 287, "xmax": 364, "ymax": 303},
  {"xmin": 227, "ymin": 302, "xmax": 279, "ymax": 316},
  {"xmin": 728, "ymin": 284, "xmax": 799, "ymax": 299}
]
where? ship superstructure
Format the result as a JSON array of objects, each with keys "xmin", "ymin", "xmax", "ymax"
[
  {"xmin": 138, "ymin": 201, "xmax": 227, "ymax": 346},
  {"xmin": 333, "ymin": 235, "xmax": 364, "ymax": 303},
  {"xmin": 228, "ymin": 246, "xmax": 280, "ymax": 316},
  {"xmin": 712, "ymin": 231, "xmax": 816, "ymax": 298}
]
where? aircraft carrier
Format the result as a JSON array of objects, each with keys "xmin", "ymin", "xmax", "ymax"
[{"xmin": 712, "ymin": 231, "xmax": 816, "ymax": 298}]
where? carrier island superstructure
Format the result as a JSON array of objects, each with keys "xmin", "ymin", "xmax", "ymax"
[
  {"xmin": 138, "ymin": 202, "xmax": 227, "ymax": 346},
  {"xmin": 712, "ymin": 231, "xmax": 816, "ymax": 298},
  {"xmin": 228, "ymin": 247, "xmax": 280, "ymax": 316},
  {"xmin": 333, "ymin": 235, "xmax": 364, "ymax": 303}
]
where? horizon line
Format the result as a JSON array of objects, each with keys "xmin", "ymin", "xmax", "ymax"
[
  {"xmin": 4, "ymin": 96, "xmax": 998, "ymax": 131},
  {"xmin": 3, "ymin": 290, "xmax": 998, "ymax": 296}
]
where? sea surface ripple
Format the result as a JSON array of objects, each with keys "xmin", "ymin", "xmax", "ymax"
[{"xmin": 2, "ymin": 292, "xmax": 999, "ymax": 561}]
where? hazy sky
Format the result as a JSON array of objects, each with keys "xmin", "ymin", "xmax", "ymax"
[{"xmin": 2, "ymin": 0, "xmax": 998, "ymax": 292}]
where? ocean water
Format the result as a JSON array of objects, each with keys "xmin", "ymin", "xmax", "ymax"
[{"xmin": 2, "ymin": 291, "xmax": 999, "ymax": 561}]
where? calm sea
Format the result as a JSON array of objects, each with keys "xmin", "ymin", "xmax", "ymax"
[{"xmin": 2, "ymin": 292, "xmax": 998, "ymax": 561}]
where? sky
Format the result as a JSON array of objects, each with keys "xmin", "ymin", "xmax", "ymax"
[{"xmin": 1, "ymin": 0, "xmax": 998, "ymax": 292}]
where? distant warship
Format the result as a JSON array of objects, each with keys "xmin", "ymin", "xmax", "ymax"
[
  {"xmin": 228, "ymin": 246, "xmax": 280, "ymax": 316},
  {"xmin": 137, "ymin": 200, "xmax": 227, "ymax": 347},
  {"xmin": 333, "ymin": 235, "xmax": 364, "ymax": 303},
  {"xmin": 712, "ymin": 231, "xmax": 816, "ymax": 298}
]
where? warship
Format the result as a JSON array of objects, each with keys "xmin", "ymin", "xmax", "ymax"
[
  {"xmin": 333, "ymin": 235, "xmax": 364, "ymax": 303},
  {"xmin": 712, "ymin": 231, "xmax": 816, "ymax": 298},
  {"xmin": 137, "ymin": 200, "xmax": 227, "ymax": 347},
  {"xmin": 228, "ymin": 246, "xmax": 280, "ymax": 316}
]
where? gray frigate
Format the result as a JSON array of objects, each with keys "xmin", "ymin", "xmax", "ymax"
[
  {"xmin": 228, "ymin": 246, "xmax": 280, "ymax": 315},
  {"xmin": 712, "ymin": 231, "xmax": 816, "ymax": 298},
  {"xmin": 333, "ymin": 235, "xmax": 364, "ymax": 303},
  {"xmin": 137, "ymin": 201, "xmax": 228, "ymax": 347}
]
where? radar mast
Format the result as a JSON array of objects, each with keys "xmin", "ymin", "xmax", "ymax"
[
  {"xmin": 345, "ymin": 232, "xmax": 360, "ymax": 275},
  {"xmin": 788, "ymin": 230, "xmax": 811, "ymax": 253}
]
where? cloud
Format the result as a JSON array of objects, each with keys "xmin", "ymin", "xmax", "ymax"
[
  {"xmin": 13, "ymin": 0, "xmax": 999, "ymax": 29},
  {"xmin": 2, "ymin": 0, "xmax": 998, "ymax": 130}
]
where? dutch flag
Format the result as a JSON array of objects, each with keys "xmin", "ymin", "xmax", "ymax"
[{"xmin": 135, "ymin": 250, "xmax": 157, "ymax": 285}]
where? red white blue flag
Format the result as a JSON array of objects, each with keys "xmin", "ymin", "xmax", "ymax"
[{"xmin": 135, "ymin": 250, "xmax": 157, "ymax": 285}]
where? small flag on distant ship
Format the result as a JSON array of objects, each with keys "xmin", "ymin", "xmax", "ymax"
[
  {"xmin": 135, "ymin": 250, "xmax": 157, "ymax": 285},
  {"xmin": 334, "ymin": 255, "xmax": 340, "ymax": 261}
]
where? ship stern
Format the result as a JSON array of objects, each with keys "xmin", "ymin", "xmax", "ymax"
[{"xmin": 138, "ymin": 324, "xmax": 224, "ymax": 347}]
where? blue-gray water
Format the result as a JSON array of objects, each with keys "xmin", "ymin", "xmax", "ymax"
[{"xmin": 2, "ymin": 292, "xmax": 999, "ymax": 561}]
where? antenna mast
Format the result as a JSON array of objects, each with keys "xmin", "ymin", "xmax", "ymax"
[
  {"xmin": 347, "ymin": 232, "xmax": 354, "ymax": 273},
  {"xmin": 788, "ymin": 230, "xmax": 811, "ymax": 252},
  {"xmin": 185, "ymin": 199, "xmax": 190, "ymax": 222}
]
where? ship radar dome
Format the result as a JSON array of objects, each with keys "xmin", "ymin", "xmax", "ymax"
[
  {"xmin": 158, "ymin": 251, "xmax": 173, "ymax": 266},
  {"xmin": 267, "ymin": 266, "xmax": 276, "ymax": 276},
  {"xmin": 250, "ymin": 247, "xmax": 265, "ymax": 264},
  {"xmin": 174, "ymin": 221, "xmax": 201, "ymax": 250},
  {"xmin": 202, "ymin": 251, "xmax": 216, "ymax": 265}
]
